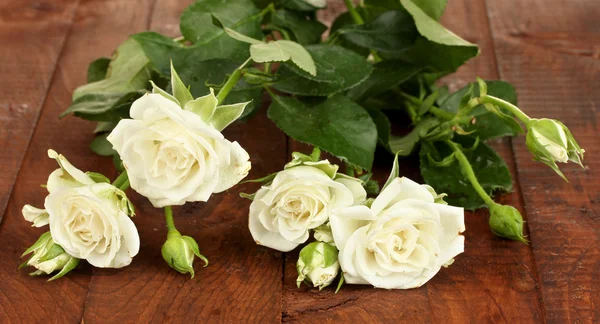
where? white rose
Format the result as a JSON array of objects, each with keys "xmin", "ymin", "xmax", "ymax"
[
  {"xmin": 107, "ymin": 93, "xmax": 251, "ymax": 207},
  {"xmin": 46, "ymin": 183, "xmax": 140, "ymax": 268},
  {"xmin": 249, "ymin": 165, "xmax": 366, "ymax": 252},
  {"xmin": 23, "ymin": 150, "xmax": 140, "ymax": 269},
  {"xmin": 330, "ymin": 177, "xmax": 465, "ymax": 289}
]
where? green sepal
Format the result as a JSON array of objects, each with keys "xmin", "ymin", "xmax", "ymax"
[
  {"xmin": 240, "ymin": 172, "xmax": 278, "ymax": 185},
  {"xmin": 335, "ymin": 274, "xmax": 345, "ymax": 294},
  {"xmin": 21, "ymin": 232, "xmax": 52, "ymax": 257},
  {"xmin": 85, "ymin": 172, "xmax": 110, "ymax": 184},
  {"xmin": 239, "ymin": 192, "xmax": 257, "ymax": 200},
  {"xmin": 183, "ymin": 236, "xmax": 209, "ymax": 267},
  {"xmin": 150, "ymin": 80, "xmax": 180, "ymax": 106},
  {"xmin": 184, "ymin": 88, "xmax": 218, "ymax": 122},
  {"xmin": 170, "ymin": 61, "xmax": 194, "ymax": 108},
  {"xmin": 48, "ymin": 257, "xmax": 80, "ymax": 282},
  {"xmin": 382, "ymin": 152, "xmax": 400, "ymax": 191},
  {"xmin": 208, "ymin": 101, "xmax": 250, "ymax": 131}
]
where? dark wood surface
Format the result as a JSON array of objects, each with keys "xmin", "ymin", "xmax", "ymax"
[{"xmin": 0, "ymin": 0, "xmax": 597, "ymax": 323}]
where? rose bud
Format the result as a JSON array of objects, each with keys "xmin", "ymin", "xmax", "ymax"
[
  {"xmin": 526, "ymin": 118, "xmax": 585, "ymax": 180},
  {"xmin": 313, "ymin": 222, "xmax": 334, "ymax": 245},
  {"xmin": 488, "ymin": 204, "xmax": 528, "ymax": 243},
  {"xmin": 161, "ymin": 231, "xmax": 208, "ymax": 278},
  {"xmin": 20, "ymin": 232, "xmax": 79, "ymax": 281},
  {"xmin": 296, "ymin": 242, "xmax": 340, "ymax": 290}
]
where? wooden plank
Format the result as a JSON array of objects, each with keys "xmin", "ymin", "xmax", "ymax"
[
  {"xmin": 0, "ymin": 0, "xmax": 158, "ymax": 322},
  {"xmin": 486, "ymin": 0, "xmax": 600, "ymax": 322},
  {"xmin": 283, "ymin": 1, "xmax": 544, "ymax": 322},
  {"xmin": 0, "ymin": 0, "xmax": 79, "ymax": 224},
  {"xmin": 81, "ymin": 1, "xmax": 287, "ymax": 322}
]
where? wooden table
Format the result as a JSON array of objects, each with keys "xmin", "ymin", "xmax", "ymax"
[{"xmin": 0, "ymin": 0, "xmax": 598, "ymax": 322}]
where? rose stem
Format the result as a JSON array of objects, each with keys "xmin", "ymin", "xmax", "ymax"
[
  {"xmin": 112, "ymin": 170, "xmax": 129, "ymax": 191},
  {"xmin": 445, "ymin": 140, "xmax": 497, "ymax": 207},
  {"xmin": 164, "ymin": 206, "xmax": 180, "ymax": 238},
  {"xmin": 343, "ymin": 0, "xmax": 364, "ymax": 24},
  {"xmin": 216, "ymin": 57, "xmax": 253, "ymax": 104},
  {"xmin": 474, "ymin": 95, "xmax": 531, "ymax": 125}
]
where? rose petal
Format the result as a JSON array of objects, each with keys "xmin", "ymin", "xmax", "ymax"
[
  {"xmin": 330, "ymin": 205, "xmax": 375, "ymax": 249},
  {"xmin": 371, "ymin": 177, "xmax": 434, "ymax": 216}
]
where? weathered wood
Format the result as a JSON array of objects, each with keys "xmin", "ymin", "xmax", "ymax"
[
  {"xmin": 282, "ymin": 1, "xmax": 544, "ymax": 322},
  {"xmin": 0, "ymin": 0, "xmax": 79, "ymax": 224},
  {"xmin": 0, "ymin": 0, "xmax": 157, "ymax": 322},
  {"xmin": 486, "ymin": 0, "xmax": 600, "ymax": 322},
  {"xmin": 80, "ymin": 1, "xmax": 287, "ymax": 322}
]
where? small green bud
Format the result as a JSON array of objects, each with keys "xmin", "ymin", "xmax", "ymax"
[
  {"xmin": 20, "ymin": 232, "xmax": 80, "ymax": 281},
  {"xmin": 161, "ymin": 230, "xmax": 208, "ymax": 278},
  {"xmin": 488, "ymin": 204, "xmax": 528, "ymax": 243},
  {"xmin": 296, "ymin": 242, "xmax": 339, "ymax": 290},
  {"xmin": 421, "ymin": 185, "xmax": 448, "ymax": 205},
  {"xmin": 526, "ymin": 118, "xmax": 585, "ymax": 180}
]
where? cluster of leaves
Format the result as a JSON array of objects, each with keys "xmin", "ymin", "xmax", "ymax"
[{"xmin": 62, "ymin": 0, "xmax": 522, "ymax": 210}]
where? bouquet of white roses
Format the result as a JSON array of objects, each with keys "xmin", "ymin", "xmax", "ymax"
[{"xmin": 18, "ymin": 0, "xmax": 585, "ymax": 290}]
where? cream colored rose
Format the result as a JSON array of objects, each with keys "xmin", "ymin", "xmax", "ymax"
[
  {"xmin": 46, "ymin": 182, "xmax": 140, "ymax": 268},
  {"xmin": 249, "ymin": 165, "xmax": 366, "ymax": 252},
  {"xmin": 22, "ymin": 150, "xmax": 140, "ymax": 268},
  {"xmin": 107, "ymin": 93, "xmax": 251, "ymax": 207},
  {"xmin": 330, "ymin": 177, "xmax": 465, "ymax": 289}
]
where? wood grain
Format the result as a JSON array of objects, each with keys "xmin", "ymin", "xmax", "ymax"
[
  {"xmin": 0, "ymin": 0, "xmax": 79, "ymax": 224},
  {"xmin": 282, "ymin": 1, "xmax": 544, "ymax": 322},
  {"xmin": 0, "ymin": 0, "xmax": 597, "ymax": 322},
  {"xmin": 0, "ymin": 0, "xmax": 157, "ymax": 321},
  {"xmin": 486, "ymin": 0, "xmax": 600, "ymax": 322},
  {"xmin": 81, "ymin": 1, "xmax": 288, "ymax": 322}
]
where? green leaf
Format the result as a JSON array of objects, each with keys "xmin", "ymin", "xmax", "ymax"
[
  {"xmin": 93, "ymin": 121, "xmax": 118, "ymax": 134},
  {"xmin": 131, "ymin": 33, "xmax": 262, "ymax": 117},
  {"xmin": 399, "ymin": 0, "xmax": 479, "ymax": 72},
  {"xmin": 338, "ymin": 10, "xmax": 418, "ymax": 53},
  {"xmin": 410, "ymin": 0, "xmax": 447, "ymax": 20},
  {"xmin": 273, "ymin": 45, "xmax": 373, "ymax": 97},
  {"xmin": 73, "ymin": 38, "xmax": 151, "ymax": 100},
  {"xmin": 169, "ymin": 61, "xmax": 194, "ymax": 107},
  {"xmin": 388, "ymin": 117, "xmax": 439, "ymax": 155},
  {"xmin": 179, "ymin": 0, "xmax": 263, "ymax": 62},
  {"xmin": 61, "ymin": 91, "xmax": 144, "ymax": 121},
  {"xmin": 271, "ymin": 9, "xmax": 327, "ymax": 45},
  {"xmin": 281, "ymin": 0, "xmax": 326, "ymax": 11},
  {"xmin": 366, "ymin": 108, "xmax": 391, "ymax": 148},
  {"xmin": 87, "ymin": 58, "xmax": 110, "ymax": 83},
  {"xmin": 90, "ymin": 133, "xmax": 116, "ymax": 157},
  {"xmin": 86, "ymin": 172, "xmax": 111, "ymax": 184},
  {"xmin": 212, "ymin": 13, "xmax": 264, "ymax": 45},
  {"xmin": 440, "ymin": 80, "xmax": 520, "ymax": 140},
  {"xmin": 131, "ymin": 32, "xmax": 185, "ymax": 75},
  {"xmin": 420, "ymin": 141, "xmax": 512, "ymax": 210},
  {"xmin": 347, "ymin": 60, "xmax": 420, "ymax": 101},
  {"xmin": 268, "ymin": 94, "xmax": 377, "ymax": 170},
  {"xmin": 251, "ymin": 40, "xmax": 316, "ymax": 76}
]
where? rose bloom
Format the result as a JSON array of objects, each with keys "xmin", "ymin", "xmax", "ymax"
[
  {"xmin": 23, "ymin": 150, "xmax": 139, "ymax": 268},
  {"xmin": 330, "ymin": 177, "xmax": 465, "ymax": 289},
  {"xmin": 249, "ymin": 165, "xmax": 366, "ymax": 252},
  {"xmin": 108, "ymin": 93, "xmax": 251, "ymax": 207}
]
